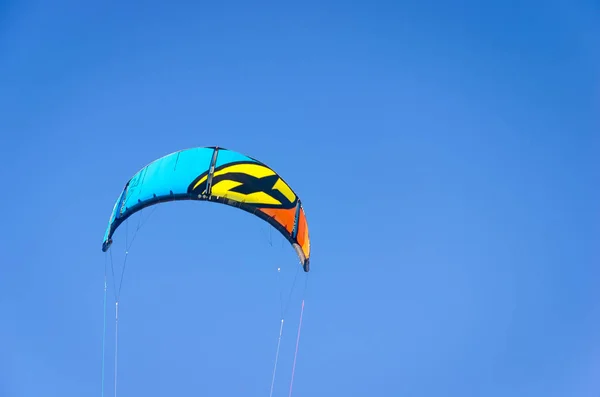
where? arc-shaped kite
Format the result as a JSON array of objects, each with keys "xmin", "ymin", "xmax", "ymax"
[{"xmin": 101, "ymin": 146, "xmax": 311, "ymax": 271}]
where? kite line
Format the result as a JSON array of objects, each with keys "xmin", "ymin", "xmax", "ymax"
[
  {"xmin": 101, "ymin": 254, "xmax": 108, "ymax": 397},
  {"xmin": 288, "ymin": 273, "xmax": 309, "ymax": 397}
]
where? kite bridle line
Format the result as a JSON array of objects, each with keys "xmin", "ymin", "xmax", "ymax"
[
  {"xmin": 268, "ymin": 234, "xmax": 304, "ymax": 397},
  {"xmin": 100, "ymin": 207, "xmax": 157, "ymax": 397},
  {"xmin": 101, "ymin": 254, "xmax": 107, "ymax": 397},
  {"xmin": 100, "ymin": 206, "xmax": 309, "ymax": 397},
  {"xmin": 268, "ymin": 247, "xmax": 310, "ymax": 397},
  {"xmin": 288, "ymin": 272, "xmax": 309, "ymax": 397}
]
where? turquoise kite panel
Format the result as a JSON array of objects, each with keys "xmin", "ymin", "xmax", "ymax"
[{"xmin": 121, "ymin": 147, "xmax": 213, "ymax": 213}]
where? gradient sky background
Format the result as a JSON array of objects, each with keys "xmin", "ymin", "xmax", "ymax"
[{"xmin": 1, "ymin": 1, "xmax": 599, "ymax": 396}]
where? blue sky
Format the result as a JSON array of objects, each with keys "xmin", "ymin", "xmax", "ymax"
[{"xmin": 1, "ymin": 0, "xmax": 599, "ymax": 396}]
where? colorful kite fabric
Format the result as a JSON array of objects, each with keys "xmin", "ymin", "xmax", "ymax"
[{"xmin": 101, "ymin": 146, "xmax": 311, "ymax": 271}]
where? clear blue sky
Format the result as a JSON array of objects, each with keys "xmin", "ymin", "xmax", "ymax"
[{"xmin": 1, "ymin": 1, "xmax": 599, "ymax": 396}]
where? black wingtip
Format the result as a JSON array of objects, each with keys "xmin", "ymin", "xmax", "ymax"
[{"xmin": 303, "ymin": 259, "xmax": 310, "ymax": 272}]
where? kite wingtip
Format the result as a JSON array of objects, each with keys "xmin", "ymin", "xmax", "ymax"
[
  {"xmin": 303, "ymin": 258, "xmax": 310, "ymax": 272},
  {"xmin": 102, "ymin": 239, "xmax": 112, "ymax": 252}
]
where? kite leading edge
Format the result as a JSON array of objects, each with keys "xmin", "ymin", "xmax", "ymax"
[{"xmin": 100, "ymin": 146, "xmax": 311, "ymax": 271}]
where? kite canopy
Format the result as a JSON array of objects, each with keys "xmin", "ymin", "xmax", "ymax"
[{"xmin": 101, "ymin": 146, "xmax": 311, "ymax": 271}]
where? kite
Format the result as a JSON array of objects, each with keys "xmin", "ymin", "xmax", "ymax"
[{"xmin": 101, "ymin": 146, "xmax": 311, "ymax": 271}]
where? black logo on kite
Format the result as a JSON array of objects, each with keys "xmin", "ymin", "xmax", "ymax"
[{"xmin": 187, "ymin": 162, "xmax": 297, "ymax": 209}]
